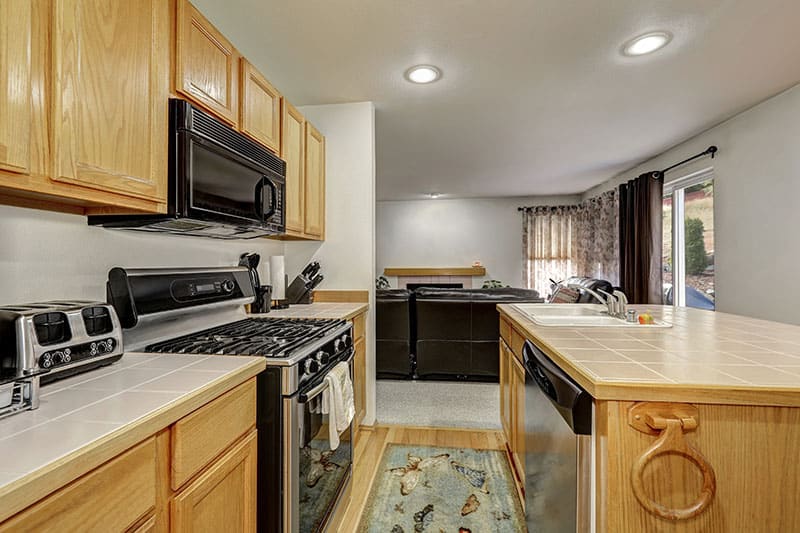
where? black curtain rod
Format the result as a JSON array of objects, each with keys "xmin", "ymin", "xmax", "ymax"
[
  {"xmin": 518, "ymin": 145, "xmax": 718, "ymax": 211},
  {"xmin": 658, "ymin": 145, "xmax": 717, "ymax": 176}
]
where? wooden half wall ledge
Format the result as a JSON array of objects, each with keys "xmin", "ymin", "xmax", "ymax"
[
  {"xmin": 312, "ymin": 290, "xmax": 369, "ymax": 303},
  {"xmin": 383, "ymin": 267, "xmax": 487, "ymax": 277}
]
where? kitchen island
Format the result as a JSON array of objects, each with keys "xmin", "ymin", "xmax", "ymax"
[
  {"xmin": 498, "ymin": 304, "xmax": 800, "ymax": 532},
  {"xmin": 0, "ymin": 353, "xmax": 265, "ymax": 531}
]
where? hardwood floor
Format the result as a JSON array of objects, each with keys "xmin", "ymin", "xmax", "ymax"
[{"xmin": 335, "ymin": 425, "xmax": 506, "ymax": 531}]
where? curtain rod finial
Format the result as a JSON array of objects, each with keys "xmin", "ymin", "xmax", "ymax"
[{"xmin": 708, "ymin": 145, "xmax": 718, "ymax": 158}]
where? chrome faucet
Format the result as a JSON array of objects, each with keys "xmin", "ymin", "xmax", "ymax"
[{"xmin": 599, "ymin": 289, "xmax": 629, "ymax": 319}]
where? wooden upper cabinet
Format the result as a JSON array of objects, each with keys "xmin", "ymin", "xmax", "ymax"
[
  {"xmin": 175, "ymin": 0, "xmax": 239, "ymax": 126},
  {"xmin": 282, "ymin": 102, "xmax": 305, "ymax": 234},
  {"xmin": 0, "ymin": 0, "xmax": 32, "ymax": 175},
  {"xmin": 240, "ymin": 59, "xmax": 281, "ymax": 153},
  {"xmin": 304, "ymin": 122, "xmax": 325, "ymax": 239},
  {"xmin": 52, "ymin": 0, "xmax": 169, "ymax": 204}
]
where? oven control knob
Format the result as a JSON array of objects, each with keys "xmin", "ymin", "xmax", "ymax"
[
  {"xmin": 340, "ymin": 334, "xmax": 352, "ymax": 348},
  {"xmin": 304, "ymin": 359, "xmax": 320, "ymax": 374},
  {"xmin": 221, "ymin": 280, "xmax": 235, "ymax": 293},
  {"xmin": 315, "ymin": 350, "xmax": 330, "ymax": 365}
]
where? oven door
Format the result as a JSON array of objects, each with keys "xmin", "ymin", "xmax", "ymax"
[{"xmin": 284, "ymin": 352, "xmax": 354, "ymax": 533}]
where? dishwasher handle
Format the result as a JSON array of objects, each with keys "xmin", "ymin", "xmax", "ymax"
[{"xmin": 523, "ymin": 340, "xmax": 593, "ymax": 435}]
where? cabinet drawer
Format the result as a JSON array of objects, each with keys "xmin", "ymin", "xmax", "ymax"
[
  {"xmin": 499, "ymin": 317, "xmax": 511, "ymax": 345},
  {"xmin": 0, "ymin": 437, "xmax": 156, "ymax": 532},
  {"xmin": 510, "ymin": 327, "xmax": 525, "ymax": 363},
  {"xmin": 352, "ymin": 312, "xmax": 366, "ymax": 341},
  {"xmin": 171, "ymin": 379, "xmax": 256, "ymax": 490}
]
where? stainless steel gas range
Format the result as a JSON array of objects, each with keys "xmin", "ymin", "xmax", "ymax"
[{"xmin": 107, "ymin": 266, "xmax": 354, "ymax": 533}]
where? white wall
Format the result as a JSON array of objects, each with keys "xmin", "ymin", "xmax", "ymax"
[
  {"xmin": 377, "ymin": 196, "xmax": 580, "ymax": 289},
  {"xmin": 283, "ymin": 102, "xmax": 378, "ymax": 424},
  {"xmin": 0, "ymin": 205, "xmax": 283, "ymax": 303},
  {"xmin": 583, "ymin": 83, "xmax": 800, "ymax": 325}
]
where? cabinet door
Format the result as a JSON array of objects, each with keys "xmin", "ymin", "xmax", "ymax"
[
  {"xmin": 354, "ymin": 335, "xmax": 367, "ymax": 425},
  {"xmin": 282, "ymin": 101, "xmax": 305, "ymax": 234},
  {"xmin": 0, "ymin": 0, "xmax": 31, "ymax": 175},
  {"xmin": 240, "ymin": 59, "xmax": 281, "ymax": 153},
  {"xmin": 303, "ymin": 122, "xmax": 325, "ymax": 239},
  {"xmin": 499, "ymin": 341, "xmax": 510, "ymax": 442},
  {"xmin": 172, "ymin": 431, "xmax": 257, "ymax": 533},
  {"xmin": 510, "ymin": 354, "xmax": 526, "ymax": 479},
  {"xmin": 52, "ymin": 0, "xmax": 168, "ymax": 204},
  {"xmin": 0, "ymin": 437, "xmax": 157, "ymax": 532},
  {"xmin": 175, "ymin": 0, "xmax": 239, "ymax": 125}
]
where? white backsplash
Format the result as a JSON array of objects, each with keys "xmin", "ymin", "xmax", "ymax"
[{"xmin": 0, "ymin": 204, "xmax": 284, "ymax": 304}]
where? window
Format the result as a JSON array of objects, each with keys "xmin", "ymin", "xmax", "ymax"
[{"xmin": 662, "ymin": 169, "xmax": 715, "ymax": 310}]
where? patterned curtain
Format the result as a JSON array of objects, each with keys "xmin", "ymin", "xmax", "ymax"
[{"xmin": 522, "ymin": 190, "xmax": 619, "ymax": 297}]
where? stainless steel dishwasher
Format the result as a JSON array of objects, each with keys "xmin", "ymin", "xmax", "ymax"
[{"xmin": 523, "ymin": 340, "xmax": 594, "ymax": 532}]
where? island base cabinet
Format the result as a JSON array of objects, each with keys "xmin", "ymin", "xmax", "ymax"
[
  {"xmin": 595, "ymin": 400, "xmax": 800, "ymax": 532},
  {"xmin": 171, "ymin": 431, "xmax": 257, "ymax": 533}
]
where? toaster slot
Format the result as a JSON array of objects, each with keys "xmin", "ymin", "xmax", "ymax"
[{"xmin": 33, "ymin": 312, "xmax": 72, "ymax": 346}]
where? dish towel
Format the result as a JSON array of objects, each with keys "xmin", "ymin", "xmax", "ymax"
[{"xmin": 321, "ymin": 361, "xmax": 355, "ymax": 450}]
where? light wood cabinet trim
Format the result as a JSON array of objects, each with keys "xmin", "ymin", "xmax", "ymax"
[
  {"xmin": 510, "ymin": 352, "xmax": 526, "ymax": 479},
  {"xmin": 171, "ymin": 431, "xmax": 258, "ymax": 533},
  {"xmin": 171, "ymin": 379, "xmax": 256, "ymax": 490},
  {"xmin": 352, "ymin": 312, "xmax": 366, "ymax": 341},
  {"xmin": 509, "ymin": 327, "xmax": 525, "ymax": 363},
  {"xmin": 239, "ymin": 58, "xmax": 281, "ymax": 153},
  {"xmin": 383, "ymin": 267, "xmax": 487, "ymax": 277},
  {"xmin": 303, "ymin": 121, "xmax": 325, "ymax": 239},
  {"xmin": 312, "ymin": 290, "xmax": 370, "ymax": 304},
  {"xmin": 281, "ymin": 101, "xmax": 305, "ymax": 233},
  {"xmin": 51, "ymin": 0, "xmax": 169, "ymax": 204},
  {"xmin": 175, "ymin": 0, "xmax": 239, "ymax": 125},
  {"xmin": 129, "ymin": 515, "xmax": 157, "ymax": 533},
  {"xmin": 499, "ymin": 317, "xmax": 511, "ymax": 346},
  {"xmin": 0, "ymin": 0, "xmax": 32, "ymax": 175},
  {"xmin": 0, "ymin": 437, "xmax": 157, "ymax": 533},
  {"xmin": 354, "ymin": 336, "xmax": 367, "ymax": 426},
  {"xmin": 499, "ymin": 340, "xmax": 511, "ymax": 441}
]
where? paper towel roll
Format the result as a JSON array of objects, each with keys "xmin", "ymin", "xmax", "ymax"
[
  {"xmin": 258, "ymin": 259, "xmax": 271, "ymax": 287},
  {"xmin": 269, "ymin": 255, "xmax": 286, "ymax": 300}
]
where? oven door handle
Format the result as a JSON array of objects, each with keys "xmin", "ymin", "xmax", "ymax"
[{"xmin": 299, "ymin": 379, "xmax": 329, "ymax": 404}]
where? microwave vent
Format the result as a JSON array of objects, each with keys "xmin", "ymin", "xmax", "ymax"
[{"xmin": 191, "ymin": 108, "xmax": 286, "ymax": 177}]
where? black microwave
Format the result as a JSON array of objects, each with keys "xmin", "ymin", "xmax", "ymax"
[{"xmin": 89, "ymin": 99, "xmax": 286, "ymax": 239}]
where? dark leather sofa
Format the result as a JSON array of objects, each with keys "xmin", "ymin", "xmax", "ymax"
[
  {"xmin": 413, "ymin": 287, "xmax": 543, "ymax": 381},
  {"xmin": 375, "ymin": 289, "xmax": 415, "ymax": 379}
]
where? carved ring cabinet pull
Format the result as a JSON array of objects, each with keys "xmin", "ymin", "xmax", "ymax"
[{"xmin": 628, "ymin": 403, "xmax": 717, "ymax": 521}]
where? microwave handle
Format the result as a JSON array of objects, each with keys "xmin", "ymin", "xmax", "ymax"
[
  {"xmin": 262, "ymin": 177, "xmax": 277, "ymax": 221},
  {"xmin": 254, "ymin": 178, "xmax": 265, "ymax": 220}
]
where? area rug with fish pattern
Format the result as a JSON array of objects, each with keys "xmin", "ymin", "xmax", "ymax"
[{"xmin": 358, "ymin": 444, "xmax": 525, "ymax": 533}]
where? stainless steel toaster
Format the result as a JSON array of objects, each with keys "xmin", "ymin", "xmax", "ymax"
[{"xmin": 0, "ymin": 300, "xmax": 124, "ymax": 419}]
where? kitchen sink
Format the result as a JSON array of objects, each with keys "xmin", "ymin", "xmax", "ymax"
[{"xmin": 510, "ymin": 303, "xmax": 672, "ymax": 328}]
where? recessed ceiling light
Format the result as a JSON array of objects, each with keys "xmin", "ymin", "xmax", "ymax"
[
  {"xmin": 405, "ymin": 65, "xmax": 442, "ymax": 84},
  {"xmin": 622, "ymin": 31, "xmax": 672, "ymax": 56},
  {"xmin": 428, "ymin": 192, "xmax": 441, "ymax": 199}
]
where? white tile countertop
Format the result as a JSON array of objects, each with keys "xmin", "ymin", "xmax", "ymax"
[
  {"xmin": 0, "ymin": 353, "xmax": 264, "ymax": 520},
  {"xmin": 255, "ymin": 302, "xmax": 368, "ymax": 321},
  {"xmin": 499, "ymin": 304, "xmax": 800, "ymax": 406}
]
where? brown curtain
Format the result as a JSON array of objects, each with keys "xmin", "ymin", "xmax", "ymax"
[
  {"xmin": 522, "ymin": 190, "xmax": 619, "ymax": 296},
  {"xmin": 619, "ymin": 172, "xmax": 663, "ymax": 304}
]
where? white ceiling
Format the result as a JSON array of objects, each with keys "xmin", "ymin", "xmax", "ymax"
[{"xmin": 194, "ymin": 0, "xmax": 800, "ymax": 200}]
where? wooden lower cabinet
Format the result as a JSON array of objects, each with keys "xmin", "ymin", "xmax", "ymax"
[
  {"xmin": 0, "ymin": 379, "xmax": 258, "ymax": 533},
  {"xmin": 0, "ymin": 437, "xmax": 157, "ymax": 532},
  {"xmin": 172, "ymin": 431, "xmax": 257, "ymax": 533},
  {"xmin": 499, "ymin": 337, "xmax": 525, "ymax": 501}
]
